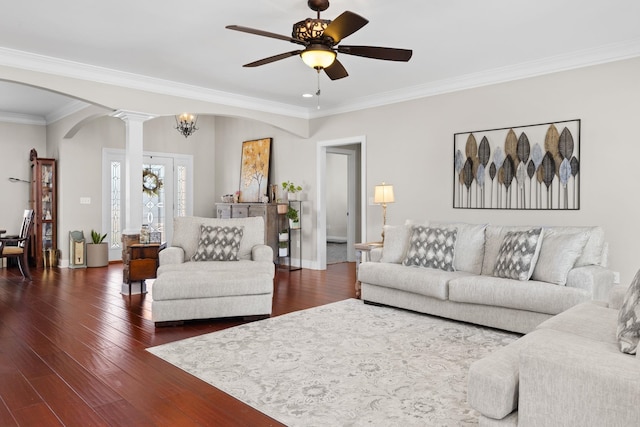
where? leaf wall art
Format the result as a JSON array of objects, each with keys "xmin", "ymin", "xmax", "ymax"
[{"xmin": 453, "ymin": 119, "xmax": 580, "ymax": 210}]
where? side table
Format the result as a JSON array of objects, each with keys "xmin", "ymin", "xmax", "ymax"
[
  {"xmin": 128, "ymin": 243, "xmax": 165, "ymax": 294},
  {"xmin": 354, "ymin": 242, "xmax": 383, "ymax": 298}
]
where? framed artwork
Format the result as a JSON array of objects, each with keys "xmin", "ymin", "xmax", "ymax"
[
  {"xmin": 453, "ymin": 119, "xmax": 580, "ymax": 210},
  {"xmin": 239, "ymin": 137, "xmax": 272, "ymax": 203}
]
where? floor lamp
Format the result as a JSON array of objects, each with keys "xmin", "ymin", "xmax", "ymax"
[{"xmin": 374, "ymin": 182, "xmax": 395, "ymax": 242}]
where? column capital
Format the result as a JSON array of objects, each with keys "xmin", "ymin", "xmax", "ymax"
[{"xmin": 111, "ymin": 109, "xmax": 156, "ymax": 123}]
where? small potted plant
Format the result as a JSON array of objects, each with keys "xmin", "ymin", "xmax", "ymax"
[
  {"xmin": 279, "ymin": 228, "xmax": 289, "ymax": 242},
  {"xmin": 281, "ymin": 181, "xmax": 302, "ymax": 201},
  {"xmin": 286, "ymin": 206, "xmax": 300, "ymax": 229},
  {"xmin": 278, "ymin": 241, "xmax": 288, "ymax": 257},
  {"xmin": 86, "ymin": 229, "xmax": 108, "ymax": 268}
]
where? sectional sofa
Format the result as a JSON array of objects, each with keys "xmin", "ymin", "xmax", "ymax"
[{"xmin": 358, "ymin": 221, "xmax": 615, "ymax": 334}]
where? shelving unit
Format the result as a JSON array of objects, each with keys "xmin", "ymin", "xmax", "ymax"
[
  {"xmin": 29, "ymin": 149, "xmax": 57, "ymax": 268},
  {"xmin": 279, "ymin": 200, "xmax": 302, "ymax": 271}
]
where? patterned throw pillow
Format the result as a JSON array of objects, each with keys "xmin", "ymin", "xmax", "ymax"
[
  {"xmin": 191, "ymin": 225, "xmax": 244, "ymax": 261},
  {"xmin": 617, "ymin": 270, "xmax": 640, "ymax": 354},
  {"xmin": 493, "ymin": 228, "xmax": 544, "ymax": 281},
  {"xmin": 402, "ymin": 226, "xmax": 457, "ymax": 271}
]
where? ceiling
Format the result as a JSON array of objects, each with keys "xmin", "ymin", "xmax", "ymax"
[{"xmin": 1, "ymin": 0, "xmax": 640, "ymax": 123}]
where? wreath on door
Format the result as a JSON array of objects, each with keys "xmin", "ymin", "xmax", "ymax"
[{"xmin": 142, "ymin": 168, "xmax": 163, "ymax": 197}]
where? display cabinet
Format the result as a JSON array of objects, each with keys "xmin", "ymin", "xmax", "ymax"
[{"xmin": 29, "ymin": 149, "xmax": 57, "ymax": 268}]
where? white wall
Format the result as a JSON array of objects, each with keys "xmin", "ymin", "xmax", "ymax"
[
  {"xmin": 309, "ymin": 57, "xmax": 640, "ymax": 283},
  {"xmin": 326, "ymin": 152, "xmax": 348, "ymax": 241},
  {"xmin": 4, "ymin": 56, "xmax": 639, "ymax": 284},
  {"xmin": 0, "ymin": 121, "xmax": 46, "ymax": 233}
]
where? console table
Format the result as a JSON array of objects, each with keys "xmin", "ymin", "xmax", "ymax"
[{"xmin": 127, "ymin": 243, "xmax": 165, "ymax": 294}]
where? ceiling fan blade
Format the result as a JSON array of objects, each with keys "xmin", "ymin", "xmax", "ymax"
[
  {"xmin": 243, "ymin": 50, "xmax": 303, "ymax": 67},
  {"xmin": 226, "ymin": 25, "xmax": 306, "ymax": 46},
  {"xmin": 324, "ymin": 59, "xmax": 349, "ymax": 80},
  {"xmin": 323, "ymin": 11, "xmax": 369, "ymax": 44},
  {"xmin": 337, "ymin": 45, "xmax": 412, "ymax": 61}
]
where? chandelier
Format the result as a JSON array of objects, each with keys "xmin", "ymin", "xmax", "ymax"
[{"xmin": 175, "ymin": 113, "xmax": 198, "ymax": 138}]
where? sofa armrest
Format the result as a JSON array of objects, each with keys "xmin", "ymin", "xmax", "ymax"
[
  {"xmin": 608, "ymin": 284, "xmax": 629, "ymax": 310},
  {"xmin": 518, "ymin": 329, "xmax": 640, "ymax": 426},
  {"xmin": 369, "ymin": 247, "xmax": 383, "ymax": 262},
  {"xmin": 159, "ymin": 246, "xmax": 185, "ymax": 265},
  {"xmin": 566, "ymin": 265, "xmax": 615, "ymax": 301},
  {"xmin": 252, "ymin": 244, "xmax": 273, "ymax": 262}
]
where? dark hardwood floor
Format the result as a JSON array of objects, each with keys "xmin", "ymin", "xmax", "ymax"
[{"xmin": 0, "ymin": 261, "xmax": 357, "ymax": 426}]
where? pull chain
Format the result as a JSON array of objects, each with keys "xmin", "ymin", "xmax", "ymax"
[{"xmin": 316, "ymin": 70, "xmax": 321, "ymax": 110}]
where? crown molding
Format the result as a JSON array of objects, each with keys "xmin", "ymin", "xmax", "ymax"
[
  {"xmin": 0, "ymin": 47, "xmax": 310, "ymax": 119},
  {"xmin": 2, "ymin": 37, "xmax": 640, "ymax": 122},
  {"xmin": 310, "ymin": 38, "xmax": 640, "ymax": 118},
  {"xmin": 0, "ymin": 111, "xmax": 45, "ymax": 125}
]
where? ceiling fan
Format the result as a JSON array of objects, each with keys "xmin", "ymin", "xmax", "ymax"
[{"xmin": 226, "ymin": 0, "xmax": 413, "ymax": 80}]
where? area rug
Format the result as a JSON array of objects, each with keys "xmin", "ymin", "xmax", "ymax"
[{"xmin": 147, "ymin": 299, "xmax": 518, "ymax": 426}]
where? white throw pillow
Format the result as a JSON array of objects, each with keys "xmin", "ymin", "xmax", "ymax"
[
  {"xmin": 532, "ymin": 230, "xmax": 589, "ymax": 285},
  {"xmin": 431, "ymin": 222, "xmax": 486, "ymax": 274},
  {"xmin": 493, "ymin": 228, "xmax": 544, "ymax": 281},
  {"xmin": 402, "ymin": 226, "xmax": 457, "ymax": 272},
  {"xmin": 380, "ymin": 221, "xmax": 421, "ymax": 263}
]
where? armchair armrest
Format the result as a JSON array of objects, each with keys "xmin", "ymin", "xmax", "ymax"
[
  {"xmin": 608, "ymin": 284, "xmax": 629, "ymax": 310},
  {"xmin": 518, "ymin": 329, "xmax": 640, "ymax": 426},
  {"xmin": 252, "ymin": 244, "xmax": 273, "ymax": 262},
  {"xmin": 159, "ymin": 247, "xmax": 185, "ymax": 266},
  {"xmin": 566, "ymin": 265, "xmax": 615, "ymax": 301}
]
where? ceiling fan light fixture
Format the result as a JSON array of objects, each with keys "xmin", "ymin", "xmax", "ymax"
[
  {"xmin": 301, "ymin": 44, "xmax": 336, "ymax": 69},
  {"xmin": 292, "ymin": 18, "xmax": 331, "ymax": 41}
]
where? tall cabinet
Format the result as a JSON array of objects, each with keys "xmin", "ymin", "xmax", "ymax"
[{"xmin": 29, "ymin": 149, "xmax": 57, "ymax": 267}]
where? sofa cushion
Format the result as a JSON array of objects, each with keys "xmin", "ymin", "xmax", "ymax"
[
  {"xmin": 380, "ymin": 222, "xmax": 414, "ymax": 263},
  {"xmin": 448, "ymin": 275, "xmax": 590, "ymax": 315},
  {"xmin": 531, "ymin": 230, "xmax": 589, "ymax": 285},
  {"xmin": 191, "ymin": 225, "xmax": 243, "ymax": 261},
  {"xmin": 537, "ymin": 301, "xmax": 618, "ymax": 344},
  {"xmin": 493, "ymin": 228, "xmax": 543, "ymax": 281},
  {"xmin": 617, "ymin": 269, "xmax": 640, "ymax": 354},
  {"xmin": 158, "ymin": 259, "xmax": 275, "ymax": 277},
  {"xmin": 358, "ymin": 262, "xmax": 472, "ymax": 300},
  {"xmin": 152, "ymin": 271, "xmax": 273, "ymax": 301},
  {"xmin": 402, "ymin": 226, "xmax": 457, "ymax": 271},
  {"xmin": 172, "ymin": 216, "xmax": 264, "ymax": 261},
  {"xmin": 431, "ymin": 221, "xmax": 486, "ymax": 274}
]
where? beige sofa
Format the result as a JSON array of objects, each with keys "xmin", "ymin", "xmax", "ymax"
[
  {"xmin": 468, "ymin": 284, "xmax": 640, "ymax": 426},
  {"xmin": 358, "ymin": 221, "xmax": 614, "ymax": 334},
  {"xmin": 152, "ymin": 216, "xmax": 275, "ymax": 326}
]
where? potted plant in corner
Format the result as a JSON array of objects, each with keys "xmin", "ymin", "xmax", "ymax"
[
  {"xmin": 86, "ymin": 229, "xmax": 109, "ymax": 267},
  {"xmin": 286, "ymin": 206, "xmax": 300, "ymax": 229},
  {"xmin": 278, "ymin": 241, "xmax": 288, "ymax": 257},
  {"xmin": 279, "ymin": 228, "xmax": 289, "ymax": 242},
  {"xmin": 282, "ymin": 180, "xmax": 302, "ymax": 201}
]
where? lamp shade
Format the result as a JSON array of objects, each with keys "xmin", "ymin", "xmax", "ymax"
[
  {"xmin": 374, "ymin": 183, "xmax": 395, "ymax": 204},
  {"xmin": 300, "ymin": 45, "xmax": 336, "ymax": 69}
]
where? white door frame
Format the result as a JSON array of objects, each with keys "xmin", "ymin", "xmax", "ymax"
[
  {"xmin": 316, "ymin": 135, "xmax": 367, "ymax": 270},
  {"xmin": 326, "ymin": 147, "xmax": 357, "ymax": 261}
]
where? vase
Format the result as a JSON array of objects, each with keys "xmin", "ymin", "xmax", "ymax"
[
  {"xmin": 289, "ymin": 219, "xmax": 300, "ymax": 229},
  {"xmin": 288, "ymin": 192, "xmax": 298, "ymax": 201},
  {"xmin": 86, "ymin": 243, "xmax": 109, "ymax": 267}
]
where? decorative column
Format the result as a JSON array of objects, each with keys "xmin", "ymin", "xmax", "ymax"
[{"xmin": 111, "ymin": 110, "xmax": 155, "ymax": 290}]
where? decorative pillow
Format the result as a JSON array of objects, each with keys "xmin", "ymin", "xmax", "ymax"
[
  {"xmin": 380, "ymin": 222, "xmax": 416, "ymax": 263},
  {"xmin": 402, "ymin": 226, "xmax": 457, "ymax": 271},
  {"xmin": 617, "ymin": 270, "xmax": 640, "ymax": 354},
  {"xmin": 531, "ymin": 230, "xmax": 589, "ymax": 285},
  {"xmin": 493, "ymin": 228, "xmax": 544, "ymax": 281},
  {"xmin": 191, "ymin": 225, "xmax": 244, "ymax": 261},
  {"xmin": 431, "ymin": 221, "xmax": 486, "ymax": 274}
]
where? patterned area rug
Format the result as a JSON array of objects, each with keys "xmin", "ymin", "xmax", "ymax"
[{"xmin": 147, "ymin": 299, "xmax": 518, "ymax": 426}]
